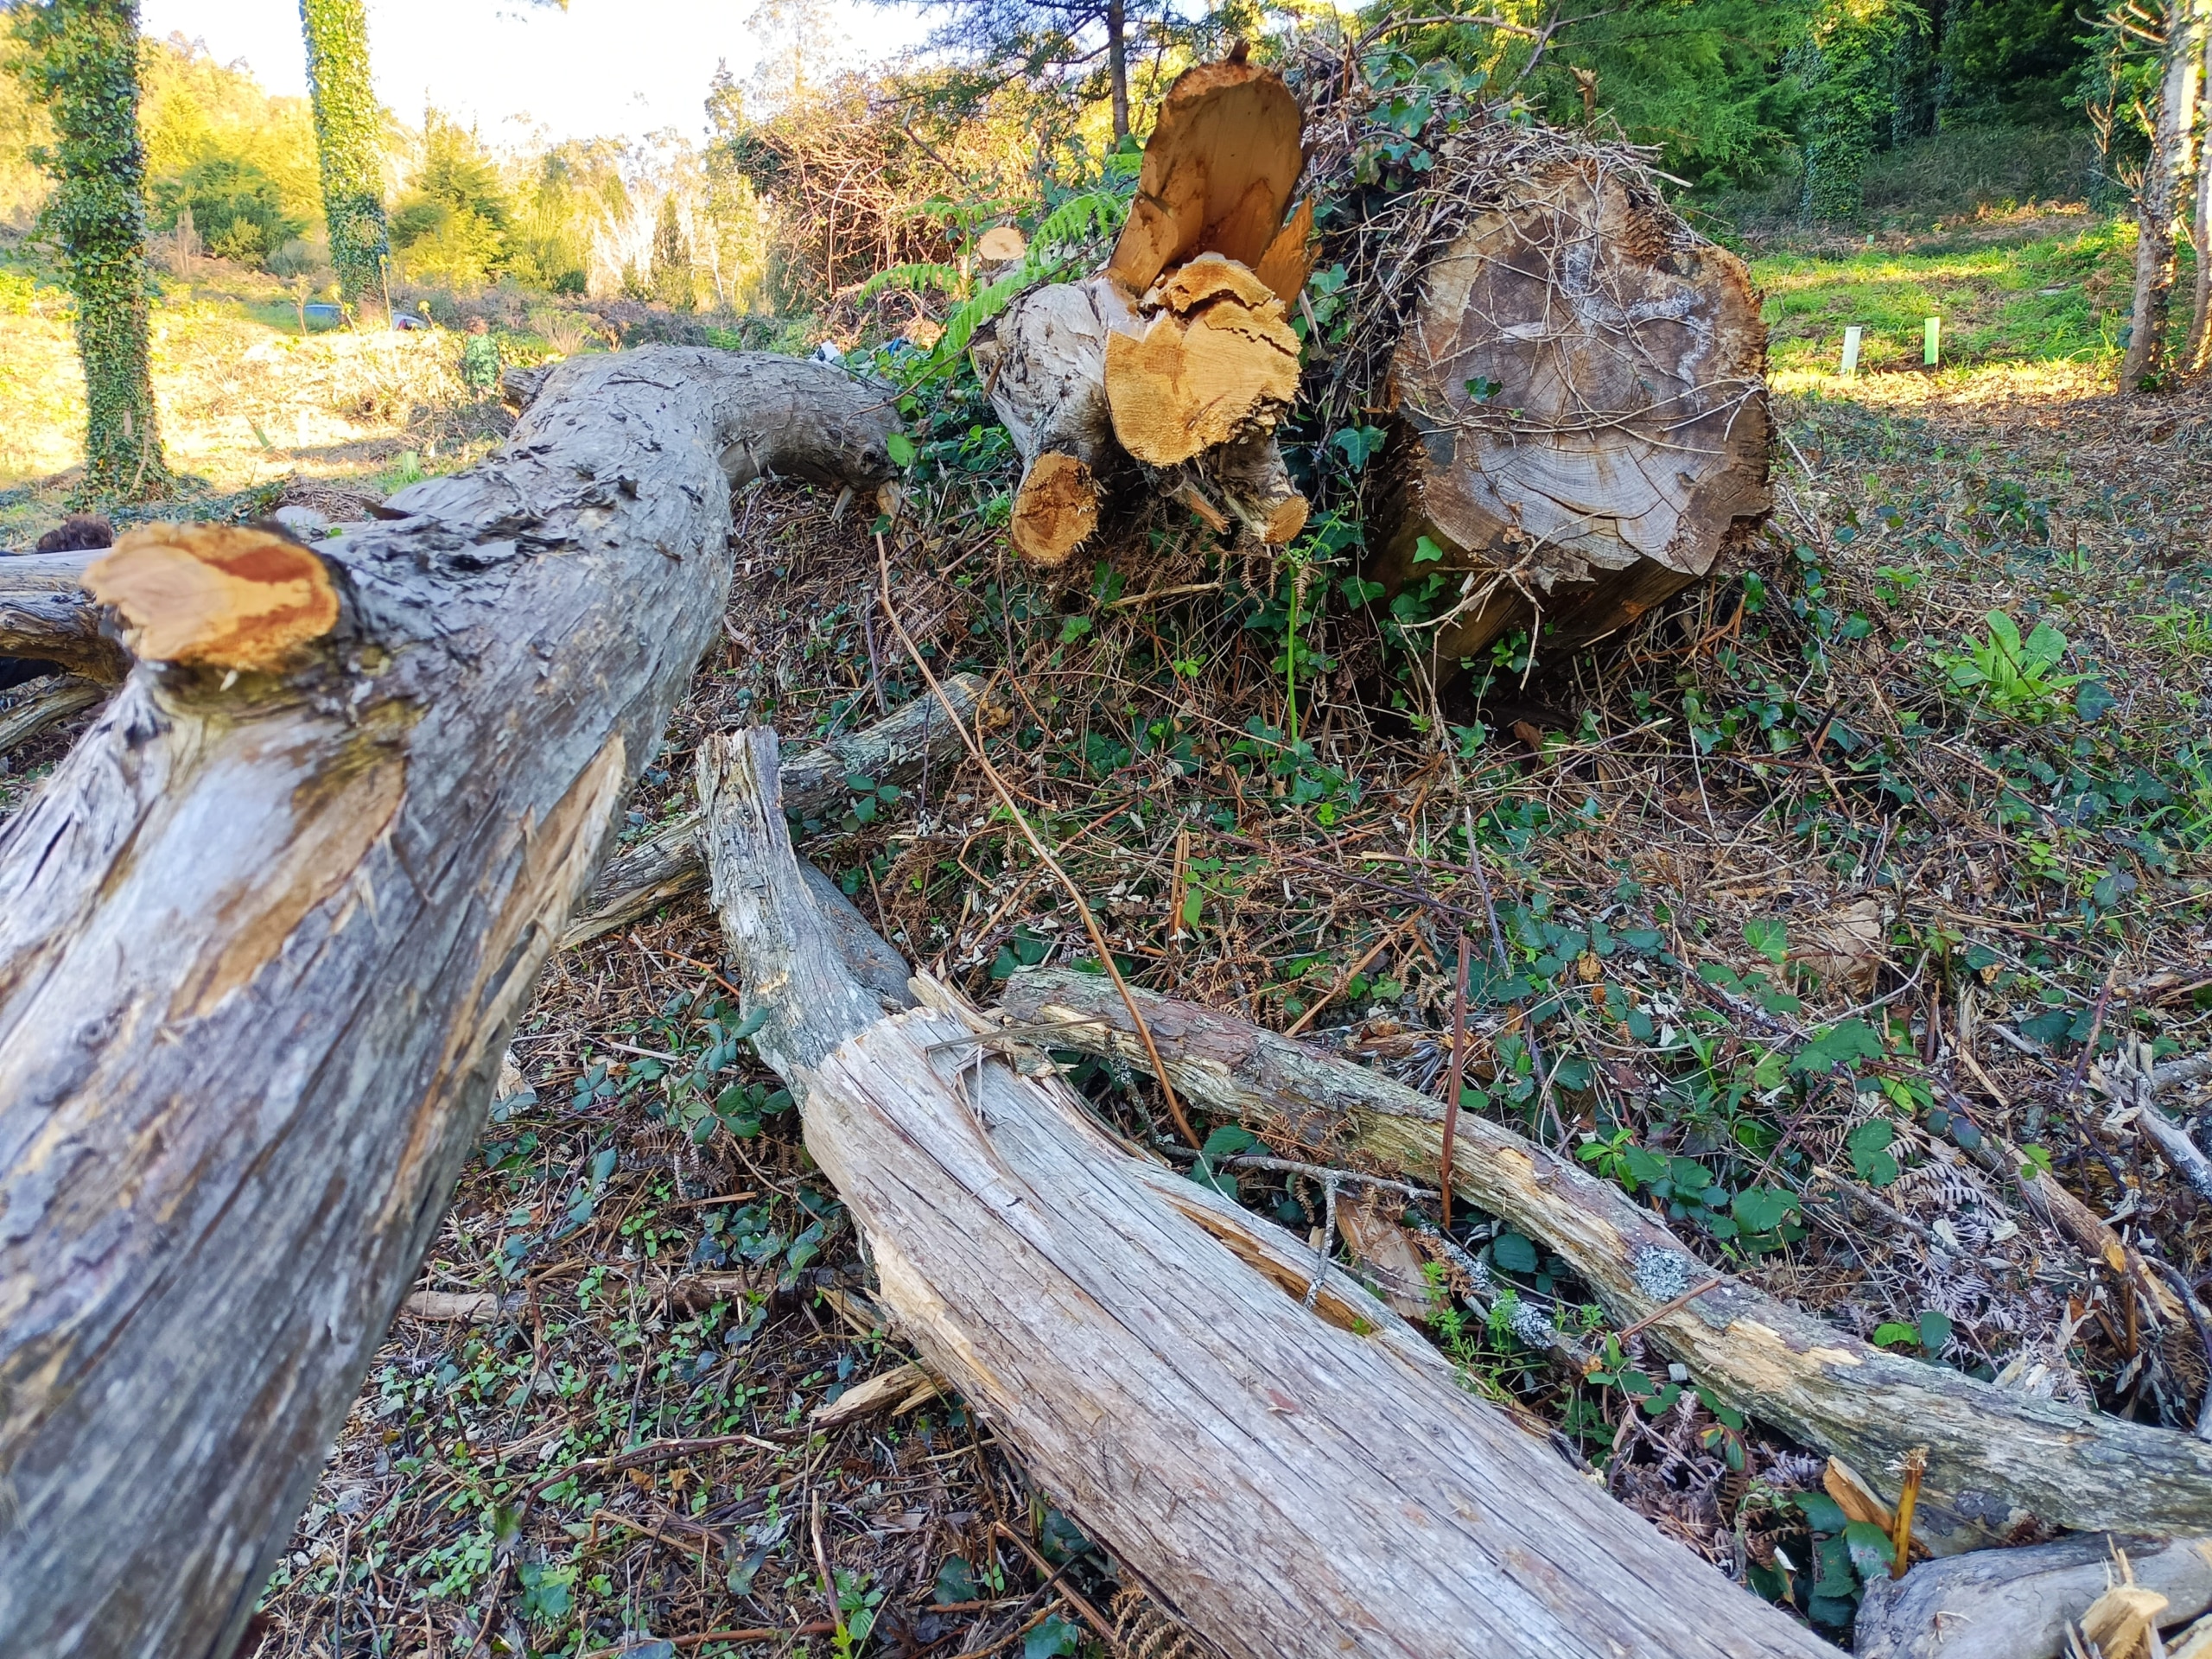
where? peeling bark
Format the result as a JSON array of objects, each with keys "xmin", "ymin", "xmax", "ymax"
[
  {"xmin": 0, "ymin": 346, "xmax": 895, "ymax": 1659},
  {"xmin": 1001, "ymin": 967, "xmax": 2212, "ymax": 1554}
]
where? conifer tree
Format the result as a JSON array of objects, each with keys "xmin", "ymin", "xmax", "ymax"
[
  {"xmin": 299, "ymin": 0, "xmax": 388, "ymax": 308},
  {"xmin": 5, "ymin": 0, "xmax": 173, "ymax": 500}
]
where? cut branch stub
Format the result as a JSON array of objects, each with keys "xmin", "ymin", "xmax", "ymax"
[
  {"xmin": 1374, "ymin": 160, "xmax": 1770, "ymax": 659},
  {"xmin": 971, "ymin": 276, "xmax": 1142, "ymax": 566},
  {"xmin": 85, "ymin": 523, "xmax": 340, "ymax": 671},
  {"xmin": 1107, "ymin": 57, "xmax": 1305, "ymax": 296}
]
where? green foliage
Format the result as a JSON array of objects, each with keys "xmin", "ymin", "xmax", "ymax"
[
  {"xmin": 1939, "ymin": 0, "xmax": 2094, "ymax": 128},
  {"xmin": 1938, "ymin": 611, "xmax": 2085, "ymax": 720},
  {"xmin": 1791, "ymin": 3, "xmax": 1923, "ymax": 219},
  {"xmin": 6, "ymin": 0, "xmax": 173, "ymax": 500},
  {"xmin": 389, "ymin": 110, "xmax": 512, "ymax": 291},
  {"xmin": 150, "ymin": 154, "xmax": 303, "ymax": 264},
  {"xmin": 299, "ymin": 0, "xmax": 387, "ymax": 303}
]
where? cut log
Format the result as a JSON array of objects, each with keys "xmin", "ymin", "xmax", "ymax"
[
  {"xmin": 86, "ymin": 523, "xmax": 341, "ymax": 671},
  {"xmin": 0, "ymin": 549, "xmax": 129, "ymax": 683},
  {"xmin": 1104, "ymin": 254, "xmax": 1303, "ymax": 469},
  {"xmin": 1854, "ymin": 1533, "xmax": 2212, "ymax": 1659},
  {"xmin": 998, "ymin": 967, "xmax": 2212, "ymax": 1553},
  {"xmin": 970, "ymin": 278, "xmax": 1142, "ymax": 566},
  {"xmin": 975, "ymin": 55, "xmax": 1313, "ymax": 563},
  {"xmin": 1370, "ymin": 160, "xmax": 1770, "ymax": 660},
  {"xmin": 1105, "ymin": 52, "xmax": 1305, "ymax": 295},
  {"xmin": 0, "ymin": 346, "xmax": 895, "ymax": 1659},
  {"xmin": 0, "ymin": 676, "xmax": 105, "ymax": 760},
  {"xmin": 560, "ymin": 670, "xmax": 986, "ymax": 949},
  {"xmin": 697, "ymin": 725, "xmax": 1833, "ymax": 1659}
]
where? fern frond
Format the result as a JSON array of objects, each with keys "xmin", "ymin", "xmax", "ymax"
[{"xmin": 853, "ymin": 262, "xmax": 965, "ymax": 302}]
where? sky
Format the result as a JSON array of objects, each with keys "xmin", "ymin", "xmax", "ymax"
[{"xmin": 137, "ymin": 0, "xmax": 932, "ymax": 145}]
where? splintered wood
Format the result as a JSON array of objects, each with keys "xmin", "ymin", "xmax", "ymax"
[
  {"xmin": 1373, "ymin": 160, "xmax": 1770, "ymax": 658},
  {"xmin": 974, "ymin": 52, "xmax": 1315, "ymax": 565}
]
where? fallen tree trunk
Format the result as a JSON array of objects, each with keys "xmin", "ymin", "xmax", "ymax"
[
  {"xmin": 561, "ymin": 670, "xmax": 986, "ymax": 949},
  {"xmin": 0, "ymin": 549, "xmax": 129, "ymax": 682},
  {"xmin": 972, "ymin": 53, "xmax": 1313, "ymax": 564},
  {"xmin": 699, "ymin": 725, "xmax": 1833, "ymax": 1659},
  {"xmin": 0, "ymin": 676, "xmax": 105, "ymax": 760},
  {"xmin": 0, "ymin": 346, "xmax": 895, "ymax": 1659},
  {"xmin": 1855, "ymin": 1532, "xmax": 2212, "ymax": 1659},
  {"xmin": 1000, "ymin": 967, "xmax": 2212, "ymax": 1554},
  {"xmin": 1367, "ymin": 157, "xmax": 1770, "ymax": 658}
]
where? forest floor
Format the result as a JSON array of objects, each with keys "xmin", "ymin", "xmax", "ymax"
[{"xmin": 4, "ymin": 209, "xmax": 2212, "ymax": 1659}]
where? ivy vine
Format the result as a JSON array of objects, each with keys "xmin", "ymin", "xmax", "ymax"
[
  {"xmin": 299, "ymin": 0, "xmax": 388, "ymax": 307},
  {"xmin": 6, "ymin": 0, "xmax": 174, "ymax": 502}
]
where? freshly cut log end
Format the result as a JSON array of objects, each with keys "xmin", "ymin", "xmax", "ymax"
[
  {"xmin": 1105, "ymin": 263, "xmax": 1301, "ymax": 467},
  {"xmin": 1107, "ymin": 59, "xmax": 1306, "ymax": 296},
  {"xmin": 1200, "ymin": 427, "xmax": 1307, "ymax": 545},
  {"xmin": 84, "ymin": 522, "xmax": 340, "ymax": 671},
  {"xmin": 1253, "ymin": 197, "xmax": 1315, "ymax": 307},
  {"xmin": 1372, "ymin": 160, "xmax": 1770, "ymax": 660},
  {"xmin": 1011, "ymin": 451, "xmax": 1100, "ymax": 565},
  {"xmin": 971, "ymin": 277, "xmax": 1142, "ymax": 567}
]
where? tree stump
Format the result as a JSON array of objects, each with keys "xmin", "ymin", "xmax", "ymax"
[{"xmin": 1370, "ymin": 159, "xmax": 1770, "ymax": 660}]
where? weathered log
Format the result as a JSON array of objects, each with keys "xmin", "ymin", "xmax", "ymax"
[
  {"xmin": 1369, "ymin": 159, "xmax": 1770, "ymax": 659},
  {"xmin": 1854, "ymin": 1533, "xmax": 2212, "ymax": 1659},
  {"xmin": 0, "ymin": 676, "xmax": 105, "ymax": 760},
  {"xmin": 0, "ymin": 346, "xmax": 895, "ymax": 1659},
  {"xmin": 0, "ymin": 549, "xmax": 129, "ymax": 682},
  {"xmin": 1000, "ymin": 967, "xmax": 2212, "ymax": 1553},
  {"xmin": 699, "ymin": 726, "xmax": 1832, "ymax": 1659},
  {"xmin": 559, "ymin": 670, "xmax": 985, "ymax": 949},
  {"xmin": 973, "ymin": 55, "xmax": 1312, "ymax": 563}
]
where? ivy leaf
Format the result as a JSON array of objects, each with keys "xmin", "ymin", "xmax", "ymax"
[
  {"xmin": 1847, "ymin": 1119, "xmax": 1900, "ymax": 1185},
  {"xmin": 1413, "ymin": 535, "xmax": 1445, "ymax": 564},
  {"xmin": 885, "ymin": 430, "xmax": 917, "ymax": 467},
  {"xmin": 1792, "ymin": 1018, "xmax": 1885, "ymax": 1076},
  {"xmin": 1743, "ymin": 917, "xmax": 1789, "ymax": 967},
  {"xmin": 1796, "ymin": 1490, "xmax": 1848, "ymax": 1534},
  {"xmin": 1844, "ymin": 1520, "xmax": 1895, "ymax": 1583},
  {"xmin": 1491, "ymin": 1231, "xmax": 1538, "ymax": 1273},
  {"xmin": 1917, "ymin": 1309, "xmax": 1954, "ymax": 1352}
]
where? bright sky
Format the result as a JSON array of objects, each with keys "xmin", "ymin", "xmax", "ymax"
[{"xmin": 137, "ymin": 0, "xmax": 931, "ymax": 145}]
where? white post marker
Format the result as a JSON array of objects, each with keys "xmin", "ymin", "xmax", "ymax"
[
  {"xmin": 1923, "ymin": 316, "xmax": 1941, "ymax": 367},
  {"xmin": 1840, "ymin": 325, "xmax": 1864, "ymax": 378}
]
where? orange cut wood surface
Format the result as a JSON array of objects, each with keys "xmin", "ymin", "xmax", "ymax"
[{"xmin": 86, "ymin": 522, "xmax": 340, "ymax": 671}]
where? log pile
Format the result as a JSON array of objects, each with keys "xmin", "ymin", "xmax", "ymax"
[{"xmin": 972, "ymin": 51, "xmax": 1314, "ymax": 564}]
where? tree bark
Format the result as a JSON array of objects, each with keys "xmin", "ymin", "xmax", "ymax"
[
  {"xmin": 999, "ymin": 967, "xmax": 2212, "ymax": 1554},
  {"xmin": 0, "ymin": 676, "xmax": 104, "ymax": 759},
  {"xmin": 1105, "ymin": 0, "xmax": 1129, "ymax": 142},
  {"xmin": 2190, "ymin": 12, "xmax": 2212, "ymax": 379},
  {"xmin": 1370, "ymin": 160, "xmax": 1770, "ymax": 660},
  {"xmin": 1854, "ymin": 1532, "xmax": 2212, "ymax": 1659},
  {"xmin": 697, "ymin": 726, "xmax": 1834, "ymax": 1659},
  {"xmin": 0, "ymin": 346, "xmax": 894, "ymax": 1659},
  {"xmin": 2124, "ymin": 0, "xmax": 2205, "ymax": 389},
  {"xmin": 0, "ymin": 549, "xmax": 129, "ymax": 681},
  {"xmin": 560, "ymin": 669, "xmax": 987, "ymax": 949}
]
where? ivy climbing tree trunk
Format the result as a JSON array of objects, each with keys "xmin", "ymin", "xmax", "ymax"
[
  {"xmin": 298, "ymin": 0, "xmax": 388, "ymax": 311},
  {"xmin": 2121, "ymin": 0, "xmax": 2204, "ymax": 389},
  {"xmin": 5, "ymin": 0, "xmax": 172, "ymax": 502}
]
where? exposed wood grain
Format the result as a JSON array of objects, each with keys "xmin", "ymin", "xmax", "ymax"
[
  {"xmin": 1001, "ymin": 967, "xmax": 2212, "ymax": 1554},
  {"xmin": 0, "ymin": 677, "xmax": 105, "ymax": 759},
  {"xmin": 1855, "ymin": 1533, "xmax": 2212, "ymax": 1659},
  {"xmin": 698, "ymin": 727, "xmax": 1834, "ymax": 1659},
  {"xmin": 0, "ymin": 346, "xmax": 894, "ymax": 1659},
  {"xmin": 1372, "ymin": 160, "xmax": 1770, "ymax": 658}
]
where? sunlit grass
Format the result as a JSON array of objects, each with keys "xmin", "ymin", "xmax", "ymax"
[{"xmin": 1751, "ymin": 219, "xmax": 2146, "ymax": 380}]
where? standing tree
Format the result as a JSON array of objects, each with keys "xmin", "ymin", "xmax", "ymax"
[
  {"xmin": 2120, "ymin": 0, "xmax": 2204, "ymax": 388},
  {"xmin": 4, "ymin": 0, "xmax": 172, "ymax": 501},
  {"xmin": 298, "ymin": 0, "xmax": 388, "ymax": 309}
]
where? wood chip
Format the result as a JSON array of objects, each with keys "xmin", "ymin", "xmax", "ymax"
[
  {"xmin": 403, "ymin": 1291, "xmax": 499, "ymax": 1323},
  {"xmin": 811, "ymin": 1362, "xmax": 941, "ymax": 1427}
]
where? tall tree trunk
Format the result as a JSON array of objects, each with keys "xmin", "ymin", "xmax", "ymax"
[
  {"xmin": 1106, "ymin": 0, "xmax": 1129, "ymax": 141},
  {"xmin": 298, "ymin": 0, "xmax": 388, "ymax": 311},
  {"xmin": 0, "ymin": 347, "xmax": 895, "ymax": 1659},
  {"xmin": 2123, "ymin": 0, "xmax": 2205, "ymax": 388},
  {"xmin": 5, "ymin": 0, "xmax": 171, "ymax": 501},
  {"xmin": 2190, "ymin": 6, "xmax": 2212, "ymax": 378}
]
